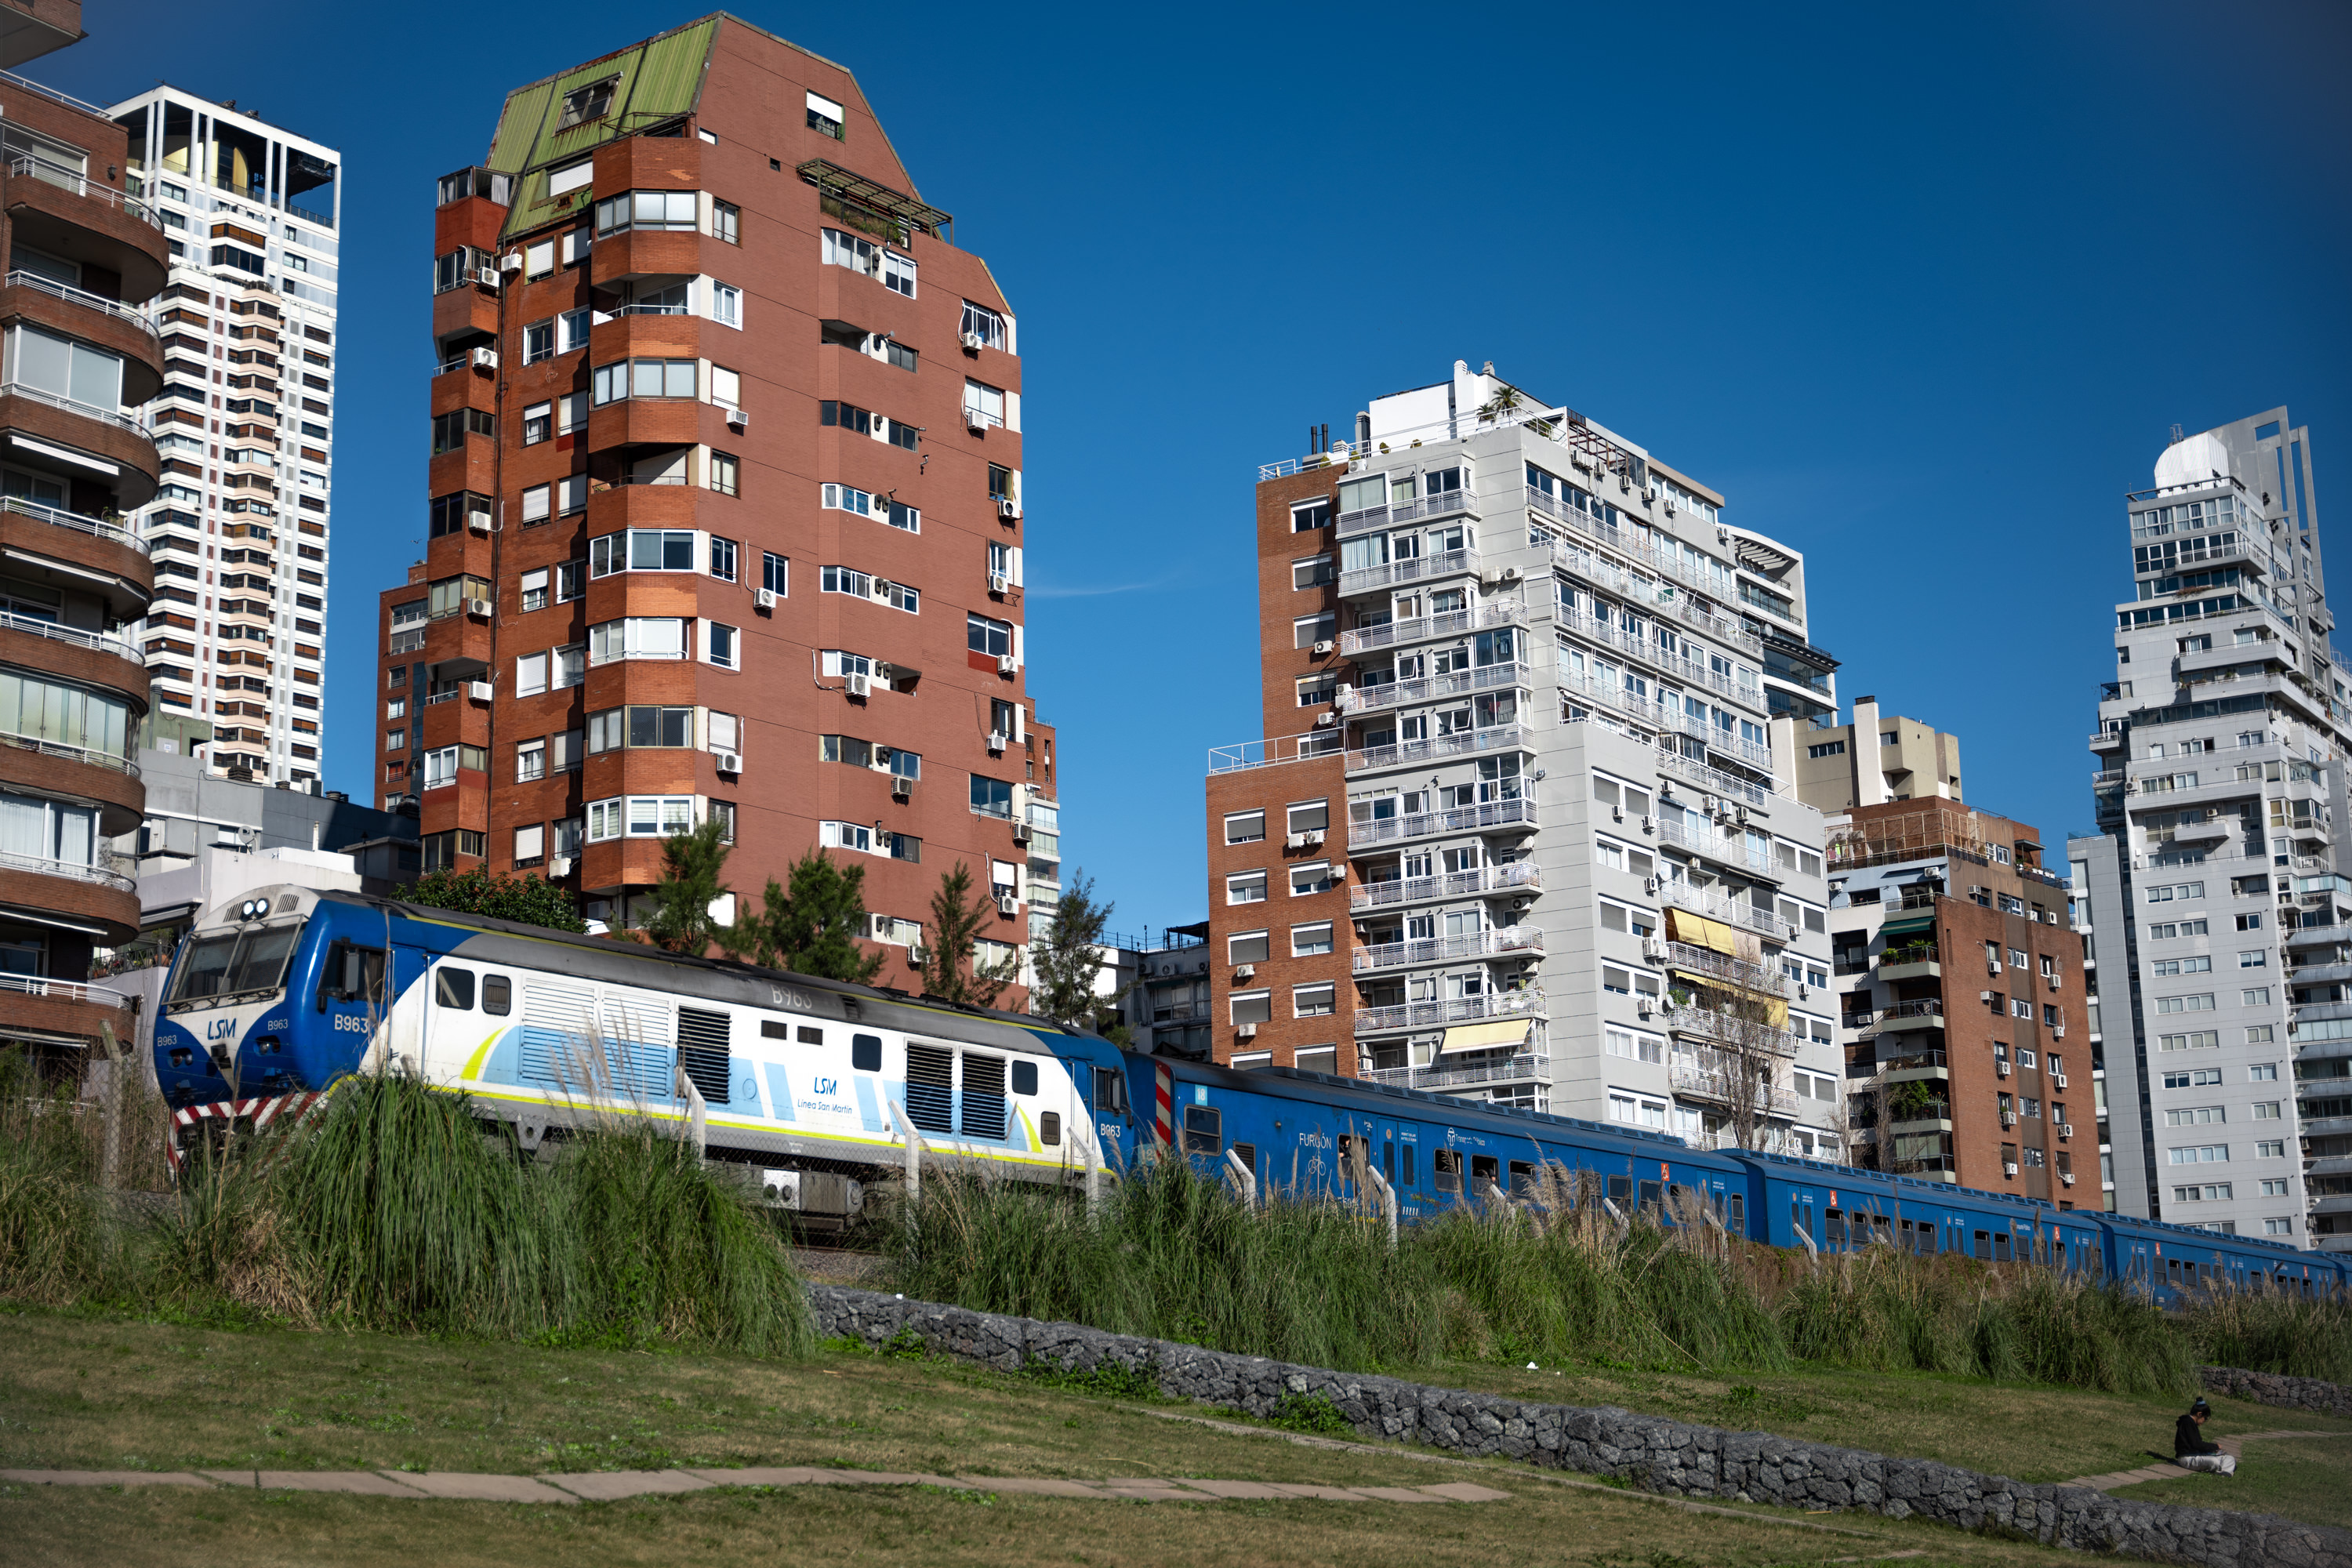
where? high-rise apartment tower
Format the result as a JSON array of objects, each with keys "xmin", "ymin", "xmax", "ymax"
[
  {"xmin": 0, "ymin": 4, "xmax": 165, "ymax": 1060},
  {"xmin": 1205, "ymin": 362, "xmax": 1844, "ymax": 1154},
  {"xmin": 2077, "ymin": 410, "xmax": 2342, "ymax": 1249},
  {"xmin": 107, "ymin": 89, "xmax": 340, "ymax": 787},
  {"xmin": 376, "ymin": 17, "xmax": 1054, "ymax": 987}
]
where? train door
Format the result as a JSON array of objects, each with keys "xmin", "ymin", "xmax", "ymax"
[
  {"xmin": 1789, "ymin": 1188, "xmax": 1816, "ymax": 1248},
  {"xmin": 313, "ymin": 933, "xmax": 388, "ymax": 1064}
]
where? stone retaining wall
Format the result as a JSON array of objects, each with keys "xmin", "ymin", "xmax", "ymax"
[
  {"xmin": 2201, "ymin": 1366, "xmax": 2352, "ymax": 1421},
  {"xmin": 810, "ymin": 1286, "xmax": 2351, "ymax": 1568}
]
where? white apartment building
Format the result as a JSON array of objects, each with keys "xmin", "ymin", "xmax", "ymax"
[
  {"xmin": 1217, "ymin": 363, "xmax": 1843, "ymax": 1156},
  {"xmin": 107, "ymin": 89, "xmax": 339, "ymax": 786},
  {"xmin": 2076, "ymin": 409, "xmax": 2345, "ymax": 1249}
]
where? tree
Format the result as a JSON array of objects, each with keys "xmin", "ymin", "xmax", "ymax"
[
  {"xmin": 1027, "ymin": 869, "xmax": 1116, "ymax": 1027},
  {"xmin": 406, "ymin": 866, "xmax": 586, "ymax": 933},
  {"xmin": 921, "ymin": 862, "xmax": 1014, "ymax": 1009},
  {"xmin": 1667, "ymin": 931, "xmax": 1793, "ymax": 1152},
  {"xmin": 720, "ymin": 849, "xmax": 884, "ymax": 984},
  {"xmin": 642, "ymin": 816, "xmax": 734, "ymax": 954}
]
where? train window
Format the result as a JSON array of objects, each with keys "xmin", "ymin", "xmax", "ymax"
[
  {"xmin": 1337, "ymin": 1134, "xmax": 1357, "ymax": 1177},
  {"xmin": 1040, "ymin": 1111, "xmax": 1061, "ymax": 1146},
  {"xmin": 1435, "ymin": 1149, "xmax": 1463, "ymax": 1194},
  {"xmin": 1919, "ymin": 1224, "xmax": 1938, "ymax": 1256},
  {"xmin": 851, "ymin": 1033, "xmax": 882, "ymax": 1072},
  {"xmin": 1608, "ymin": 1175, "xmax": 1633, "ymax": 1207},
  {"xmin": 1181, "ymin": 1104, "xmax": 1221, "ymax": 1155},
  {"xmin": 1974, "ymin": 1229, "xmax": 1993, "ymax": 1261},
  {"xmin": 1638, "ymin": 1178, "xmax": 1662, "ymax": 1212},
  {"xmin": 1399, "ymin": 1143, "xmax": 1415, "ymax": 1186},
  {"xmin": 1993, "ymin": 1233, "xmax": 2012, "ymax": 1262},
  {"xmin": 482, "ymin": 975, "xmax": 512, "ymax": 1015},
  {"xmin": 1824, "ymin": 1210, "xmax": 1847, "ymax": 1247},
  {"xmin": 314, "ymin": 941, "xmax": 386, "ymax": 1008},
  {"xmin": 434, "ymin": 967, "xmax": 474, "ymax": 1010},
  {"xmin": 1508, "ymin": 1159, "xmax": 1537, "ymax": 1199},
  {"xmin": 1011, "ymin": 1060, "xmax": 1038, "ymax": 1096},
  {"xmin": 1726, "ymin": 1192, "xmax": 1744, "ymax": 1230},
  {"xmin": 1472, "ymin": 1156, "xmax": 1500, "ymax": 1195},
  {"xmin": 1383, "ymin": 1140, "xmax": 1396, "ymax": 1185},
  {"xmin": 1233, "ymin": 1142, "xmax": 1257, "ymax": 1175},
  {"xmin": 1094, "ymin": 1066, "xmax": 1129, "ymax": 1118}
]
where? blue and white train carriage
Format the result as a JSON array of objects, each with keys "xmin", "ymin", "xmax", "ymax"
[{"xmin": 152, "ymin": 885, "xmax": 1134, "ymax": 1224}]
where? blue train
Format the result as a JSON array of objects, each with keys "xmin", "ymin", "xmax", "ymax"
[{"xmin": 152, "ymin": 885, "xmax": 2349, "ymax": 1299}]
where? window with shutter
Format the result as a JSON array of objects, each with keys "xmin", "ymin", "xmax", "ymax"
[
  {"xmin": 960, "ymin": 1052, "xmax": 1007, "ymax": 1139},
  {"xmin": 906, "ymin": 1043, "xmax": 954, "ymax": 1134},
  {"xmin": 677, "ymin": 1006, "xmax": 731, "ymax": 1103}
]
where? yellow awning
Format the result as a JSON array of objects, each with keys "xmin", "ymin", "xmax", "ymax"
[
  {"xmin": 1440, "ymin": 1019, "xmax": 1532, "ymax": 1054},
  {"xmin": 1666, "ymin": 909, "xmax": 1740, "ymax": 955}
]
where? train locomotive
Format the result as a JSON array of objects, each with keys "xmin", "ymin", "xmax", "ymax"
[{"xmin": 151, "ymin": 884, "xmax": 2350, "ymax": 1298}]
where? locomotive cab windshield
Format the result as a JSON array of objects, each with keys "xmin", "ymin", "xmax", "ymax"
[{"xmin": 165, "ymin": 915, "xmax": 307, "ymax": 1013}]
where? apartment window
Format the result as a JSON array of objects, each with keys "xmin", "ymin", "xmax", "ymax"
[
  {"xmin": 704, "ymin": 536, "xmax": 739, "ymax": 583},
  {"xmin": 710, "ymin": 281, "xmax": 742, "ymax": 328},
  {"xmin": 428, "ymin": 492, "xmax": 492, "ymax": 538},
  {"xmin": 707, "ymin": 623, "xmax": 739, "ymax": 670},
  {"xmin": 2264, "ymin": 1217, "xmax": 2294, "ymax": 1236},
  {"xmin": 587, "ymin": 705, "xmax": 695, "ymax": 753},
  {"xmin": 555, "ymin": 391, "xmax": 586, "ymax": 435},
  {"xmin": 1291, "ymin": 921, "xmax": 1333, "ymax": 956},
  {"xmin": 820, "ymin": 481, "xmax": 920, "ymax": 532},
  {"xmin": 822, "ymin": 227, "xmax": 881, "ymax": 278},
  {"xmin": 2167, "ymin": 1145, "xmax": 2230, "ymax": 1164},
  {"xmin": 711, "ymin": 452, "xmax": 740, "ymax": 498},
  {"xmin": 522, "ymin": 320, "xmax": 554, "ymax": 364},
  {"xmin": 967, "ymin": 613, "xmax": 1012, "ymax": 659},
  {"xmin": 763, "ymin": 553, "xmax": 789, "ymax": 596},
  {"xmin": 430, "ymin": 408, "xmax": 495, "ymax": 453},
  {"xmin": 591, "ymin": 358, "xmax": 697, "ymax": 405},
  {"xmin": 1227, "ymin": 870, "xmax": 1268, "ymax": 905},
  {"xmin": 593, "ymin": 189, "xmax": 698, "ymax": 234},
  {"xmin": 557, "ymin": 309, "xmax": 590, "ymax": 354},
  {"xmin": 519, "ymin": 484, "xmax": 551, "ymax": 527},
  {"xmin": 1224, "ymin": 809, "xmax": 1265, "ymax": 844},
  {"xmin": 516, "ymin": 738, "xmax": 545, "ymax": 782},
  {"xmin": 1230, "ymin": 990, "xmax": 1272, "ymax": 1027},
  {"xmin": 1293, "ymin": 982, "xmax": 1336, "ymax": 1018},
  {"xmin": 2165, "ymin": 1105, "xmax": 2227, "ymax": 1126},
  {"xmin": 712, "ymin": 199, "xmax": 740, "ymax": 245},
  {"xmin": 1225, "ymin": 930, "xmax": 1272, "ymax": 967},
  {"xmin": 963, "ymin": 379, "xmax": 1006, "ymax": 430},
  {"xmin": 558, "ymin": 77, "xmax": 617, "ymax": 128},
  {"xmin": 881, "ymin": 250, "xmax": 916, "ymax": 298},
  {"xmin": 1294, "ymin": 613, "xmax": 1335, "ymax": 649},
  {"xmin": 1291, "ymin": 499, "xmax": 1331, "ymax": 533},
  {"xmin": 587, "ymin": 617, "xmax": 686, "ymax": 664},
  {"xmin": 522, "ymin": 401, "xmax": 551, "ymax": 445},
  {"xmin": 4, "ymin": 325, "xmax": 123, "ymax": 414},
  {"xmin": 2241, "ymin": 987, "xmax": 2270, "ymax": 1006},
  {"xmin": 969, "ymin": 775, "xmax": 1013, "ymax": 818},
  {"xmin": 2249, "ymin": 1062, "xmax": 2278, "ymax": 1081},
  {"xmin": 556, "ymin": 562, "xmax": 586, "ymax": 603},
  {"xmin": 2252, "ymin": 1100, "xmax": 2282, "ymax": 1120},
  {"xmin": 515, "ymin": 652, "xmax": 549, "ymax": 697},
  {"xmin": 2256, "ymin": 1140, "xmax": 2285, "ymax": 1158},
  {"xmin": 590, "ymin": 529, "xmax": 696, "ymax": 576},
  {"xmin": 822, "ymin": 565, "xmax": 920, "ymax": 613}
]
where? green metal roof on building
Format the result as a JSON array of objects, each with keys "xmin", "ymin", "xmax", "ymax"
[{"xmin": 486, "ymin": 14, "xmax": 720, "ymax": 240}]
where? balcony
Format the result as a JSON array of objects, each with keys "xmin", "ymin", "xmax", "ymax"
[
  {"xmin": 388, "ymin": 627, "xmax": 427, "ymax": 656},
  {"xmin": 1656, "ymin": 814, "xmax": 1773, "ymax": 874},
  {"xmin": 1854, "ymin": 999, "xmax": 1945, "ymax": 1037},
  {"xmin": 1353, "ymin": 924, "xmax": 1544, "ymax": 974},
  {"xmin": 0, "ymin": 271, "xmax": 162, "ymax": 401},
  {"xmin": 1337, "ymin": 545, "xmax": 1476, "ymax": 597},
  {"xmin": 0, "ymin": 845, "xmax": 139, "ymax": 942},
  {"xmin": 1665, "ymin": 1006, "xmax": 1802, "ymax": 1058},
  {"xmin": 1874, "ymin": 1049, "xmax": 1951, "ymax": 1083},
  {"xmin": 1348, "ymin": 723, "xmax": 1526, "ymax": 775},
  {"xmin": 1340, "ymin": 599, "xmax": 1523, "ymax": 656},
  {"xmin": 1662, "ymin": 880, "xmax": 1791, "ymax": 942},
  {"xmin": 1877, "ymin": 945, "xmax": 1941, "ymax": 982},
  {"xmin": 0, "ymin": 970, "xmax": 136, "ymax": 1049},
  {"xmin": 1668, "ymin": 1064, "xmax": 1802, "ymax": 1116},
  {"xmin": 1346, "ymin": 659, "xmax": 1530, "ymax": 714},
  {"xmin": 1348, "ymin": 793, "xmax": 1535, "ymax": 849},
  {"xmin": 2, "ymin": 155, "xmax": 168, "ymax": 303},
  {"xmin": 1363, "ymin": 1052, "xmax": 1548, "ymax": 1095},
  {"xmin": 1354, "ymin": 987, "xmax": 1545, "ymax": 1037},
  {"xmin": 1382, "ymin": 488, "xmax": 1481, "ymax": 529},
  {"xmin": 1660, "ymin": 940, "xmax": 1789, "ymax": 997},
  {"xmin": 1351, "ymin": 858, "xmax": 1541, "ymax": 913}
]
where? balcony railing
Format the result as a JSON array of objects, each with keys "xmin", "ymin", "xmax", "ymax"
[
  {"xmin": 1207, "ymin": 729, "xmax": 1345, "ymax": 774},
  {"xmin": 1348, "ymin": 793, "xmax": 1534, "ymax": 849},
  {"xmin": 388, "ymin": 629, "xmax": 426, "ymax": 655},
  {"xmin": 1351, "ymin": 858, "xmax": 1541, "ymax": 912},
  {"xmin": 1, "ymin": 496, "xmax": 146, "ymax": 555},
  {"xmin": 1661, "ymin": 940, "xmax": 1789, "ymax": 996},
  {"xmin": 1383, "ymin": 489, "xmax": 1481, "ymax": 528},
  {"xmin": 0, "ymin": 608, "xmax": 138, "ymax": 663},
  {"xmin": 1668, "ymin": 1064, "xmax": 1802, "ymax": 1115},
  {"xmin": 1340, "ymin": 599, "xmax": 1522, "ymax": 655},
  {"xmin": 1665, "ymin": 1006, "xmax": 1802, "ymax": 1058},
  {"xmin": 0, "ymin": 69, "xmax": 108, "ymax": 117},
  {"xmin": 2, "ymin": 270, "xmax": 159, "ymax": 339},
  {"xmin": 1853, "ymin": 999, "xmax": 1946, "ymax": 1036},
  {"xmin": 0, "ymin": 846, "xmax": 134, "ymax": 892},
  {"xmin": 1663, "ymin": 880, "xmax": 1791, "ymax": 941},
  {"xmin": 1348, "ymin": 723, "xmax": 1526, "ymax": 775},
  {"xmin": 0, "ymin": 971, "xmax": 132, "ymax": 1008},
  {"xmin": 1354, "ymin": 988, "xmax": 1545, "ymax": 1036},
  {"xmin": 0, "ymin": 730, "xmax": 139, "ymax": 778},
  {"xmin": 6, "ymin": 157, "xmax": 162, "ymax": 228},
  {"xmin": 1363, "ymin": 1052, "xmax": 1548, "ymax": 1094},
  {"xmin": 1347, "ymin": 660, "xmax": 1530, "ymax": 714},
  {"xmin": 1353, "ymin": 925, "xmax": 1544, "ymax": 973},
  {"xmin": 1338, "ymin": 545, "xmax": 1476, "ymax": 597},
  {"xmin": 1656, "ymin": 814, "xmax": 1773, "ymax": 873},
  {"xmin": 0, "ymin": 379, "xmax": 146, "ymax": 437}
]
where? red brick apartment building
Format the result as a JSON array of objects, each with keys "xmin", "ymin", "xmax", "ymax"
[
  {"xmin": 1827, "ymin": 800, "xmax": 2092, "ymax": 1201},
  {"xmin": 0, "ymin": 2, "xmax": 167, "ymax": 1061},
  {"xmin": 377, "ymin": 16, "xmax": 1056, "ymax": 982}
]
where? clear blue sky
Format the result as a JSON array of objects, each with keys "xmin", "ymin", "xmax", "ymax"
[{"xmin": 40, "ymin": 1, "xmax": 2352, "ymax": 938}]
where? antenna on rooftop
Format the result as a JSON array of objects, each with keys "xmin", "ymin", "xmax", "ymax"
[{"xmin": 2169, "ymin": 423, "xmax": 2185, "ymax": 445}]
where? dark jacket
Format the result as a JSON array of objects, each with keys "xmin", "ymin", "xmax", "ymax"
[{"xmin": 2176, "ymin": 1414, "xmax": 2219, "ymax": 1457}]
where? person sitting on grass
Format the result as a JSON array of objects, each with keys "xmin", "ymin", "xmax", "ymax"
[{"xmin": 2173, "ymin": 1398, "xmax": 2236, "ymax": 1475}]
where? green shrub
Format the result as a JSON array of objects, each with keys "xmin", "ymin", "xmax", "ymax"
[{"xmin": 0, "ymin": 1051, "xmax": 111, "ymax": 1302}]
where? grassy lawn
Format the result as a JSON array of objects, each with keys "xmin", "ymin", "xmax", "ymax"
[
  {"xmin": 2106, "ymin": 1432, "xmax": 2352, "ymax": 1531},
  {"xmin": 0, "ymin": 1306, "xmax": 2151, "ymax": 1568},
  {"xmin": 1427, "ymin": 1359, "xmax": 2352, "ymax": 1489}
]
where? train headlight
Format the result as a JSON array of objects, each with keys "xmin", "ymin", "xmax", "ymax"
[{"xmin": 238, "ymin": 898, "xmax": 265, "ymax": 920}]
